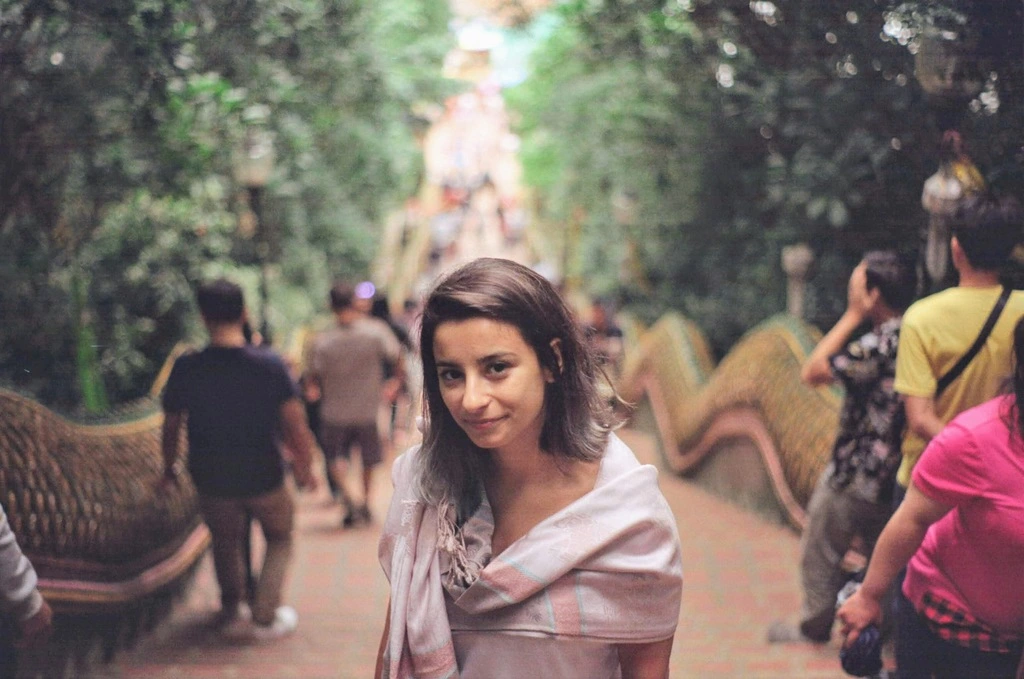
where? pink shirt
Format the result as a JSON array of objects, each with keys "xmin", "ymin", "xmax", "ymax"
[{"xmin": 905, "ymin": 395, "xmax": 1024, "ymax": 635}]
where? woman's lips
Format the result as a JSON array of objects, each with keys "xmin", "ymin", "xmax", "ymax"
[{"xmin": 463, "ymin": 416, "xmax": 503, "ymax": 431}]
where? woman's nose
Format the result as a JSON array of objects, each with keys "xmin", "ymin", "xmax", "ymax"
[{"xmin": 462, "ymin": 374, "xmax": 490, "ymax": 410}]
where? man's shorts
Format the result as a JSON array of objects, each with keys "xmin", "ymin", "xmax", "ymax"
[{"xmin": 319, "ymin": 423, "xmax": 383, "ymax": 467}]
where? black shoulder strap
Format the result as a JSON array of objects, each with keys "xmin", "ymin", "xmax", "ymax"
[{"xmin": 935, "ymin": 286, "xmax": 1012, "ymax": 398}]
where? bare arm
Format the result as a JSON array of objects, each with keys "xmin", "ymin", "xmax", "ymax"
[
  {"xmin": 302, "ymin": 372, "xmax": 321, "ymax": 403},
  {"xmin": 0, "ymin": 504, "xmax": 54, "ymax": 648},
  {"xmin": 801, "ymin": 262, "xmax": 878, "ymax": 387},
  {"xmin": 161, "ymin": 411, "xmax": 185, "ymax": 483},
  {"xmin": 801, "ymin": 310, "xmax": 865, "ymax": 386},
  {"xmin": 616, "ymin": 637, "xmax": 674, "ymax": 679},
  {"xmin": 904, "ymin": 395, "xmax": 946, "ymax": 443},
  {"xmin": 16, "ymin": 599, "xmax": 53, "ymax": 648},
  {"xmin": 394, "ymin": 352, "xmax": 406, "ymax": 386},
  {"xmin": 279, "ymin": 398, "xmax": 319, "ymax": 491},
  {"xmin": 375, "ymin": 600, "xmax": 391, "ymax": 679},
  {"xmin": 836, "ymin": 481, "xmax": 952, "ymax": 646}
]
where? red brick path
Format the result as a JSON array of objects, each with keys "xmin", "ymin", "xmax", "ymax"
[{"xmin": 108, "ymin": 430, "xmax": 850, "ymax": 678}]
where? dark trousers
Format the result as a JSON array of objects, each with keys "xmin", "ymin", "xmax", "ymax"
[
  {"xmin": 895, "ymin": 590, "xmax": 1019, "ymax": 679},
  {"xmin": 0, "ymin": 618, "xmax": 17, "ymax": 679},
  {"xmin": 305, "ymin": 399, "xmax": 340, "ymax": 497}
]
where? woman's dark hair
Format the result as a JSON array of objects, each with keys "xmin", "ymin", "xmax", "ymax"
[
  {"xmin": 863, "ymin": 250, "xmax": 916, "ymax": 311},
  {"xmin": 416, "ymin": 258, "xmax": 613, "ymax": 514},
  {"xmin": 1010, "ymin": 316, "xmax": 1024, "ymax": 441}
]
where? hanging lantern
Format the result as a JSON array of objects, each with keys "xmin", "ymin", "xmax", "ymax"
[
  {"xmin": 921, "ymin": 131, "xmax": 985, "ymax": 283},
  {"xmin": 914, "ymin": 28, "xmax": 985, "ymax": 101}
]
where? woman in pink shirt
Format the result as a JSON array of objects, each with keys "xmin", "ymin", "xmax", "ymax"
[{"xmin": 837, "ymin": 317, "xmax": 1024, "ymax": 678}]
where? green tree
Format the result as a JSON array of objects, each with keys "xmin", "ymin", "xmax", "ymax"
[
  {"xmin": 0, "ymin": 0, "xmax": 452, "ymax": 408},
  {"xmin": 508, "ymin": 0, "xmax": 1021, "ymax": 353}
]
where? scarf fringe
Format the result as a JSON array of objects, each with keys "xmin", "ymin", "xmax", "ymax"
[{"xmin": 437, "ymin": 497, "xmax": 476, "ymax": 590}]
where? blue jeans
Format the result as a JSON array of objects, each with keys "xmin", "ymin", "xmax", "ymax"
[{"xmin": 895, "ymin": 590, "xmax": 1019, "ymax": 679}]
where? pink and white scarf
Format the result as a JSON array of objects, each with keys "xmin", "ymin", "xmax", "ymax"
[{"xmin": 377, "ymin": 434, "xmax": 683, "ymax": 679}]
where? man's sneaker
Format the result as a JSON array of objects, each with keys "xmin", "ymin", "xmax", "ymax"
[
  {"xmin": 766, "ymin": 619, "xmax": 830, "ymax": 644},
  {"xmin": 251, "ymin": 605, "xmax": 298, "ymax": 642}
]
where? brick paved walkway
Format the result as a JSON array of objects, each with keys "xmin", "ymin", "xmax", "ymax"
[{"xmin": 107, "ymin": 430, "xmax": 854, "ymax": 678}]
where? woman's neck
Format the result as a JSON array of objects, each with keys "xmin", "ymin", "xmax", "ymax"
[{"xmin": 485, "ymin": 445, "xmax": 552, "ymax": 488}]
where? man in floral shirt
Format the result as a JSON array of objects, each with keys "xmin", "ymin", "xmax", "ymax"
[{"xmin": 769, "ymin": 250, "xmax": 915, "ymax": 644}]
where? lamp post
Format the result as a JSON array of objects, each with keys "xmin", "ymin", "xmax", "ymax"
[{"xmin": 234, "ymin": 123, "xmax": 275, "ymax": 344}]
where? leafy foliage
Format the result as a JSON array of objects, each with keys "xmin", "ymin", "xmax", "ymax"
[
  {"xmin": 0, "ymin": 0, "xmax": 452, "ymax": 408},
  {"xmin": 508, "ymin": 0, "xmax": 1022, "ymax": 353}
]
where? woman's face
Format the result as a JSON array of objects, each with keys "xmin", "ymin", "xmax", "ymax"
[{"xmin": 432, "ymin": 317, "xmax": 553, "ymax": 456}]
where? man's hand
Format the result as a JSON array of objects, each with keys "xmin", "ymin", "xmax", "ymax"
[
  {"xmin": 160, "ymin": 411, "xmax": 184, "ymax": 494},
  {"xmin": 155, "ymin": 465, "xmax": 181, "ymax": 493},
  {"xmin": 847, "ymin": 262, "xmax": 881, "ymax": 318},
  {"xmin": 302, "ymin": 377, "xmax": 321, "ymax": 404},
  {"xmin": 280, "ymin": 398, "xmax": 320, "ymax": 493},
  {"xmin": 382, "ymin": 377, "xmax": 402, "ymax": 404},
  {"xmin": 16, "ymin": 599, "xmax": 53, "ymax": 649},
  {"xmin": 293, "ymin": 462, "xmax": 318, "ymax": 492}
]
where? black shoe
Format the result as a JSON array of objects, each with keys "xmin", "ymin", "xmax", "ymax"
[
  {"xmin": 357, "ymin": 505, "xmax": 372, "ymax": 525},
  {"xmin": 342, "ymin": 510, "xmax": 358, "ymax": 528},
  {"xmin": 766, "ymin": 620, "xmax": 830, "ymax": 644}
]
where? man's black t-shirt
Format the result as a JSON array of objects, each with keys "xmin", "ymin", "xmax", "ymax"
[{"xmin": 162, "ymin": 345, "xmax": 298, "ymax": 498}]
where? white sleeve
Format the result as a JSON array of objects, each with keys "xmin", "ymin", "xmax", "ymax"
[{"xmin": 0, "ymin": 503, "xmax": 44, "ymax": 621}]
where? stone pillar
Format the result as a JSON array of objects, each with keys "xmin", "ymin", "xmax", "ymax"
[{"xmin": 781, "ymin": 243, "xmax": 814, "ymax": 319}]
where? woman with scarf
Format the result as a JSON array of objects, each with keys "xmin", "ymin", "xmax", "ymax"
[
  {"xmin": 837, "ymin": 315, "xmax": 1024, "ymax": 678},
  {"xmin": 376, "ymin": 258, "xmax": 683, "ymax": 679}
]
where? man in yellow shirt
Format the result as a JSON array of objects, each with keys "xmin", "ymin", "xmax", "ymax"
[{"xmin": 894, "ymin": 193, "xmax": 1024, "ymax": 493}]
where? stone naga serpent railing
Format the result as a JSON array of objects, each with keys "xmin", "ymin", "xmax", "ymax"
[
  {"xmin": 0, "ymin": 348, "xmax": 209, "ymax": 671},
  {"xmin": 617, "ymin": 312, "xmax": 841, "ymax": 531}
]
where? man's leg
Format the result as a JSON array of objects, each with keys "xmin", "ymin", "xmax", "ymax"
[
  {"xmin": 198, "ymin": 495, "xmax": 249, "ymax": 618},
  {"xmin": 329, "ymin": 456, "xmax": 356, "ymax": 518},
  {"xmin": 245, "ymin": 484, "xmax": 295, "ymax": 627},
  {"xmin": 307, "ymin": 398, "xmax": 341, "ymax": 500},
  {"xmin": 796, "ymin": 471, "xmax": 858, "ymax": 641},
  {"xmin": 354, "ymin": 423, "xmax": 383, "ymax": 524},
  {"xmin": 320, "ymin": 424, "xmax": 358, "ymax": 524}
]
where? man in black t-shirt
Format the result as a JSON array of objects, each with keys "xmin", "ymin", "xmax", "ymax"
[{"xmin": 161, "ymin": 279, "xmax": 317, "ymax": 641}]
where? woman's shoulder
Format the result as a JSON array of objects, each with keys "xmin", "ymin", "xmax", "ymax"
[
  {"xmin": 946, "ymin": 394, "xmax": 1013, "ymax": 435},
  {"xmin": 390, "ymin": 444, "xmax": 424, "ymax": 490},
  {"xmin": 594, "ymin": 434, "xmax": 677, "ymax": 529},
  {"xmin": 594, "ymin": 432, "xmax": 642, "ymax": 484},
  {"xmin": 924, "ymin": 395, "xmax": 1015, "ymax": 475}
]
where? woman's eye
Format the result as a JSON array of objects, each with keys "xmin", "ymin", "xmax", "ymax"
[
  {"xmin": 438, "ymin": 369, "xmax": 462, "ymax": 384},
  {"xmin": 487, "ymin": 362, "xmax": 510, "ymax": 376}
]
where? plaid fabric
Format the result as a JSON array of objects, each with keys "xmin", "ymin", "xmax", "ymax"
[{"xmin": 919, "ymin": 591, "xmax": 1024, "ymax": 654}]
